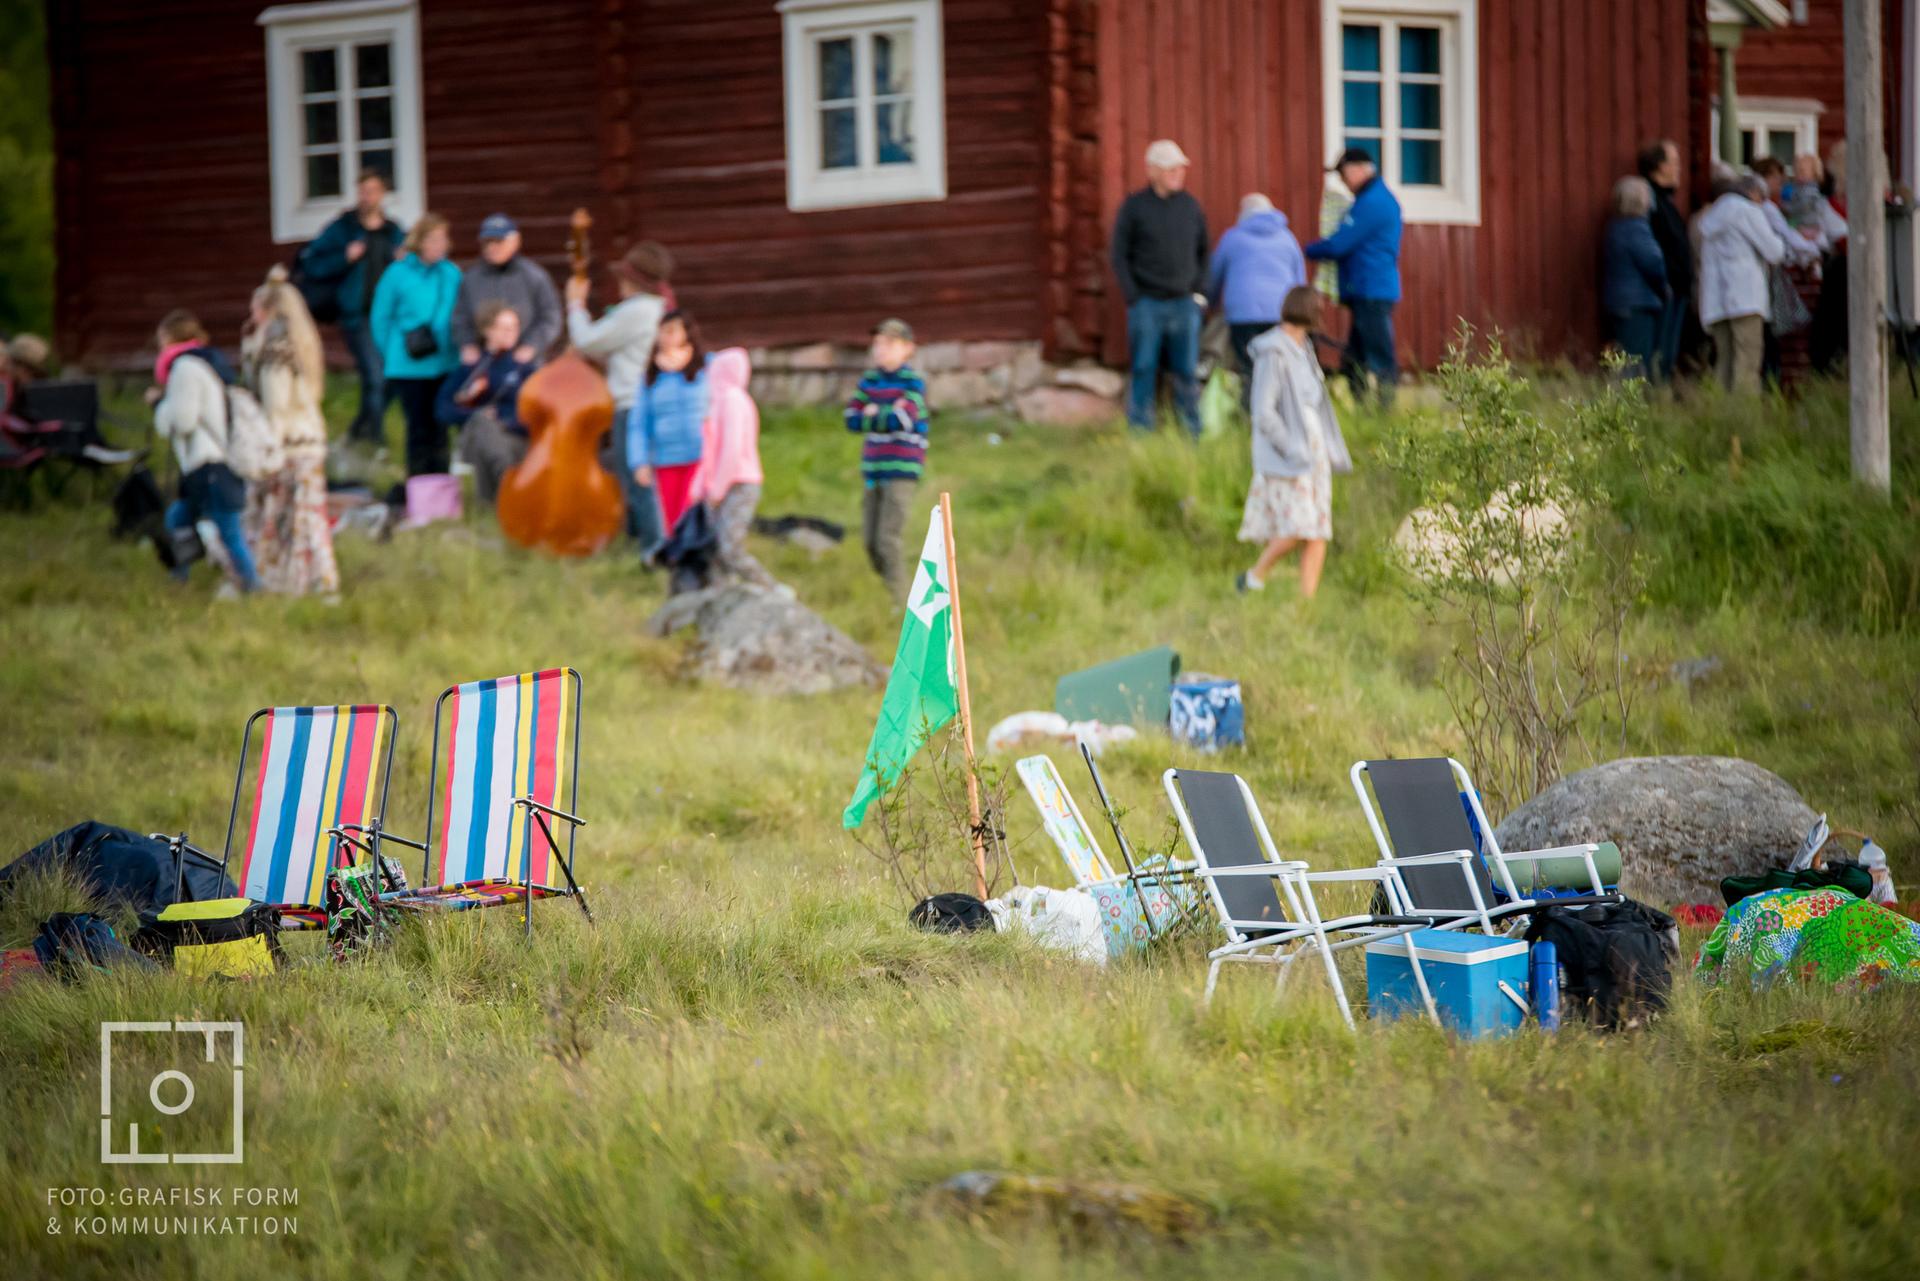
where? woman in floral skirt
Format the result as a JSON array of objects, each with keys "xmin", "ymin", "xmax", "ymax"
[
  {"xmin": 243, "ymin": 265, "xmax": 340, "ymax": 598},
  {"xmin": 1234, "ymin": 285, "xmax": 1351, "ymax": 599}
]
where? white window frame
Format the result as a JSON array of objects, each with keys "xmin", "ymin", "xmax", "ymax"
[
  {"xmin": 1709, "ymin": 96, "xmax": 1823, "ymax": 167},
  {"xmin": 258, "ymin": 0, "xmax": 425, "ymax": 244},
  {"xmin": 1322, "ymin": 0, "xmax": 1480, "ymax": 226},
  {"xmin": 778, "ymin": 0, "xmax": 947, "ymax": 212}
]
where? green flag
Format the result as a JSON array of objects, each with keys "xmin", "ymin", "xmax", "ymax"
[{"xmin": 842, "ymin": 505, "xmax": 958, "ymax": 828}]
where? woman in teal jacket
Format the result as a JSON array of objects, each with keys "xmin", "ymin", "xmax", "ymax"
[{"xmin": 370, "ymin": 213, "xmax": 461, "ymax": 476}]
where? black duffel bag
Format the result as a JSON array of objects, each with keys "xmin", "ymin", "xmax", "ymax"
[{"xmin": 1524, "ymin": 899, "xmax": 1678, "ymax": 1030}]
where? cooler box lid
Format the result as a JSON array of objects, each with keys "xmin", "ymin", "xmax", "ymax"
[{"xmin": 1365, "ymin": 928, "xmax": 1527, "ymax": 965}]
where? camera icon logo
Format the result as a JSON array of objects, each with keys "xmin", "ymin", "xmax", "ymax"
[{"xmin": 99, "ymin": 1021, "xmax": 245, "ymax": 1165}]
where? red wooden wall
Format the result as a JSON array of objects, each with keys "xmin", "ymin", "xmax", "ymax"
[
  {"xmin": 1091, "ymin": 0, "xmax": 1695, "ymax": 369},
  {"xmin": 1733, "ymin": 0, "xmax": 1904, "ymax": 163}
]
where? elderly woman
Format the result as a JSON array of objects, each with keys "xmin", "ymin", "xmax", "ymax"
[
  {"xmin": 1234, "ymin": 286, "xmax": 1352, "ymax": 600},
  {"xmin": 1599, "ymin": 176, "xmax": 1670, "ymax": 380},
  {"xmin": 1697, "ymin": 175, "xmax": 1787, "ymax": 394}
]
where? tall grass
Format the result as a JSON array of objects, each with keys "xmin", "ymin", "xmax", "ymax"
[{"xmin": 1, "ymin": 383, "xmax": 1917, "ymax": 1278}]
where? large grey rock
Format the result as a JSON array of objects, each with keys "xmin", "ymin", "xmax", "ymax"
[
  {"xmin": 1493, "ymin": 756, "xmax": 1818, "ymax": 906},
  {"xmin": 645, "ymin": 584, "xmax": 884, "ymax": 695}
]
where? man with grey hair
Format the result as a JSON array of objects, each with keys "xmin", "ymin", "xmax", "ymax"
[
  {"xmin": 1600, "ymin": 175, "xmax": 1669, "ymax": 379},
  {"xmin": 1696, "ymin": 173, "xmax": 1785, "ymax": 394},
  {"xmin": 1110, "ymin": 138, "xmax": 1209, "ymax": 434}
]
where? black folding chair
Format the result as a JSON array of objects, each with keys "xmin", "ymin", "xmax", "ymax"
[
  {"xmin": 1350, "ymin": 757, "xmax": 1620, "ymax": 933},
  {"xmin": 17, "ymin": 380, "xmax": 143, "ymax": 497}
]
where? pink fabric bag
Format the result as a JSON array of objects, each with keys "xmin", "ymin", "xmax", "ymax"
[{"xmin": 404, "ymin": 473, "xmax": 462, "ymax": 527}]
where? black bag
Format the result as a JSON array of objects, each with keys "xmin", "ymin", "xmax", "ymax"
[
  {"xmin": 1721, "ymin": 861, "xmax": 1873, "ymax": 908},
  {"xmin": 404, "ymin": 324, "xmax": 439, "ymax": 359},
  {"xmin": 1523, "ymin": 899, "xmax": 1677, "ymax": 1030},
  {"xmin": 649, "ymin": 499, "xmax": 720, "ymax": 595},
  {"xmin": 111, "ymin": 464, "xmax": 168, "ymax": 540},
  {"xmin": 134, "ymin": 898, "xmax": 284, "ymax": 977},
  {"xmin": 291, "ymin": 242, "xmax": 341, "ymax": 324},
  {"xmin": 909, "ymin": 893, "xmax": 995, "ymax": 933},
  {"xmin": 159, "ymin": 521, "xmax": 204, "ymax": 570}
]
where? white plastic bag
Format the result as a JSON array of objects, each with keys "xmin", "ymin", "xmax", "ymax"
[{"xmin": 989, "ymin": 885, "xmax": 1107, "ymax": 965}]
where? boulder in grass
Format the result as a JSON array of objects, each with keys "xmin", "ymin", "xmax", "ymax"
[
  {"xmin": 934, "ymin": 1171, "xmax": 1208, "ymax": 1243},
  {"xmin": 645, "ymin": 584, "xmax": 884, "ymax": 695},
  {"xmin": 1493, "ymin": 756, "xmax": 1818, "ymax": 907}
]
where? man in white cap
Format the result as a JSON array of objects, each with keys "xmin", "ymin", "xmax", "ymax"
[{"xmin": 1109, "ymin": 138, "xmax": 1208, "ymax": 434}]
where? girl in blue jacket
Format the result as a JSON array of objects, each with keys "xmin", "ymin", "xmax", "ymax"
[
  {"xmin": 626, "ymin": 310, "xmax": 709, "ymax": 549},
  {"xmin": 370, "ymin": 213, "xmax": 461, "ymax": 476}
]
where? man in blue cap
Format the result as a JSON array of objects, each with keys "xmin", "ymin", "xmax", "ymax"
[
  {"xmin": 1304, "ymin": 148, "xmax": 1403, "ymax": 409},
  {"xmin": 450, "ymin": 213, "xmax": 562, "ymax": 366}
]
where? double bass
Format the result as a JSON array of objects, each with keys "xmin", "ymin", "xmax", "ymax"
[{"xmin": 498, "ymin": 209, "xmax": 626, "ymax": 556}]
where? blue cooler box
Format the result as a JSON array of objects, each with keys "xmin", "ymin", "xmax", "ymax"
[{"xmin": 1364, "ymin": 929, "xmax": 1530, "ymax": 1038}]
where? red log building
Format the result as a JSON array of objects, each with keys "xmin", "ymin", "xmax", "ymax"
[{"xmin": 44, "ymin": 0, "xmax": 1918, "ymax": 375}]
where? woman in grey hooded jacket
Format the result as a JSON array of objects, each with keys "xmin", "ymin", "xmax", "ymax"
[{"xmin": 1235, "ymin": 286, "xmax": 1352, "ymax": 599}]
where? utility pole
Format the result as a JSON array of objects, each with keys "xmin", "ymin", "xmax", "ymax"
[{"xmin": 1845, "ymin": 0, "xmax": 1892, "ymax": 494}]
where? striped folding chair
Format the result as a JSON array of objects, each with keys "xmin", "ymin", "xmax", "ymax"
[
  {"xmin": 369, "ymin": 668, "xmax": 591, "ymax": 935},
  {"xmin": 173, "ymin": 704, "xmax": 398, "ymax": 930}
]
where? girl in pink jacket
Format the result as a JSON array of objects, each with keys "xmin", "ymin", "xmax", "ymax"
[{"xmin": 691, "ymin": 347, "xmax": 778, "ymax": 589}]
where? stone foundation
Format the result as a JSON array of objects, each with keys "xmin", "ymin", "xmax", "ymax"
[{"xmin": 744, "ymin": 339, "xmax": 1124, "ymax": 424}]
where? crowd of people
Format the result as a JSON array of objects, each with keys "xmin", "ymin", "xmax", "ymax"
[
  {"xmin": 116, "ymin": 167, "xmax": 933, "ymax": 605},
  {"xmin": 1604, "ymin": 138, "xmax": 1852, "ymax": 393}
]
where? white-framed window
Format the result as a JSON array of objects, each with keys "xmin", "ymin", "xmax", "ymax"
[
  {"xmin": 1710, "ymin": 97, "xmax": 1822, "ymax": 167},
  {"xmin": 778, "ymin": 0, "xmax": 946, "ymax": 212},
  {"xmin": 258, "ymin": 0, "xmax": 425, "ymax": 244},
  {"xmin": 1322, "ymin": 1, "xmax": 1480, "ymax": 225}
]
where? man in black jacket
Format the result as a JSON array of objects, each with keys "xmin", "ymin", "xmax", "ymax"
[
  {"xmin": 1638, "ymin": 138, "xmax": 1693, "ymax": 382},
  {"xmin": 1110, "ymin": 139, "xmax": 1208, "ymax": 434}
]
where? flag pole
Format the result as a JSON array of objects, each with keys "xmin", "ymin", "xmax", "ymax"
[{"xmin": 940, "ymin": 491, "xmax": 990, "ymax": 899}]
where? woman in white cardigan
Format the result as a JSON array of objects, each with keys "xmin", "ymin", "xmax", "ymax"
[
  {"xmin": 1696, "ymin": 175, "xmax": 1786, "ymax": 395},
  {"xmin": 1234, "ymin": 286, "xmax": 1353, "ymax": 599},
  {"xmin": 149, "ymin": 310, "xmax": 258, "ymax": 594},
  {"xmin": 243, "ymin": 266, "xmax": 339, "ymax": 597}
]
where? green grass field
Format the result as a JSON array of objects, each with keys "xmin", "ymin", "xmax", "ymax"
[{"xmin": 2, "ymin": 379, "xmax": 1917, "ymax": 1279}]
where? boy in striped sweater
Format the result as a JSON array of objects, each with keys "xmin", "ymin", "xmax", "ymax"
[{"xmin": 844, "ymin": 317, "xmax": 931, "ymax": 601}]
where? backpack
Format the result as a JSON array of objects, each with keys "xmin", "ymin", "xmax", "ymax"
[
  {"xmin": 909, "ymin": 893, "xmax": 995, "ymax": 933},
  {"xmin": 221, "ymin": 385, "xmax": 282, "ymax": 482},
  {"xmin": 32, "ymin": 913, "xmax": 156, "ymax": 980},
  {"xmin": 134, "ymin": 898, "xmax": 283, "ymax": 978},
  {"xmin": 290, "ymin": 245, "xmax": 341, "ymax": 325},
  {"xmin": 1523, "ymin": 899, "xmax": 1677, "ymax": 1030}
]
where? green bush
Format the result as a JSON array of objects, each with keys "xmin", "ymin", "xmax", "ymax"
[{"xmin": 0, "ymin": 0, "xmax": 52, "ymax": 338}]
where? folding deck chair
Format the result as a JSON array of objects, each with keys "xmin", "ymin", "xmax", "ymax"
[
  {"xmin": 161, "ymin": 704, "xmax": 399, "ymax": 930},
  {"xmin": 1350, "ymin": 757, "xmax": 1620, "ymax": 934},
  {"xmin": 349, "ymin": 668, "xmax": 592, "ymax": 936},
  {"xmin": 1015, "ymin": 750, "xmax": 1196, "ymax": 956},
  {"xmin": 1163, "ymin": 767, "xmax": 1446, "ymax": 1029}
]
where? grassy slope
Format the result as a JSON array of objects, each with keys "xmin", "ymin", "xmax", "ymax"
[{"xmin": 2, "ymin": 385, "xmax": 1917, "ymax": 1279}]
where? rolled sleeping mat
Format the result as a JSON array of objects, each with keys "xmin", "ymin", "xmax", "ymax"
[{"xmin": 1518, "ymin": 840, "xmax": 1623, "ymax": 894}]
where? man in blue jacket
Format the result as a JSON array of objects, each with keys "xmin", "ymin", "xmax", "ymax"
[
  {"xmin": 295, "ymin": 170, "xmax": 405, "ymax": 444},
  {"xmin": 1305, "ymin": 148, "xmax": 1403, "ymax": 409}
]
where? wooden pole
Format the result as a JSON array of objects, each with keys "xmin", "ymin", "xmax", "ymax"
[
  {"xmin": 939, "ymin": 491, "xmax": 990, "ymax": 899},
  {"xmin": 1845, "ymin": 0, "xmax": 1892, "ymax": 495}
]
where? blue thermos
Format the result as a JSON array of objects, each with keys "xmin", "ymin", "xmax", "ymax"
[{"xmin": 1530, "ymin": 941, "xmax": 1561, "ymax": 1031}]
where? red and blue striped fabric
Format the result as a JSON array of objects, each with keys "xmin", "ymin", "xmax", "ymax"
[
  {"xmin": 239, "ymin": 705, "xmax": 392, "ymax": 910},
  {"xmin": 435, "ymin": 669, "xmax": 575, "ymax": 887}
]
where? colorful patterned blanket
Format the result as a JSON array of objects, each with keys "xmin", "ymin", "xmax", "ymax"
[{"xmin": 1695, "ymin": 887, "xmax": 1920, "ymax": 989}]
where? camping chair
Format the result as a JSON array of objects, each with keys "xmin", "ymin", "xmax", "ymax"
[
  {"xmin": 159, "ymin": 704, "xmax": 399, "ymax": 930},
  {"xmin": 16, "ymin": 379, "xmax": 142, "ymax": 496},
  {"xmin": 1350, "ymin": 757, "xmax": 1620, "ymax": 934},
  {"xmin": 1015, "ymin": 751, "xmax": 1196, "ymax": 955},
  {"xmin": 1163, "ymin": 767, "xmax": 1445, "ymax": 1029},
  {"xmin": 350, "ymin": 668, "xmax": 591, "ymax": 936}
]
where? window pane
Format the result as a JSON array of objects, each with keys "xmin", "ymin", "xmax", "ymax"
[
  {"xmin": 360, "ymin": 148, "xmax": 395, "ymax": 188},
  {"xmin": 876, "ymin": 99, "xmax": 914, "ymax": 164},
  {"xmin": 301, "ymin": 47, "xmax": 337, "ymax": 95},
  {"xmin": 1738, "ymin": 130, "xmax": 1757, "ymax": 165},
  {"xmin": 1342, "ymin": 80, "xmax": 1381, "ymax": 129},
  {"xmin": 358, "ymin": 95, "xmax": 393, "ymax": 143},
  {"xmin": 306, "ymin": 151, "xmax": 342, "ymax": 200},
  {"xmin": 1401, "ymin": 138, "xmax": 1441, "ymax": 185},
  {"xmin": 1399, "ymin": 26, "xmax": 1441, "ymax": 76},
  {"xmin": 1342, "ymin": 24, "xmax": 1381, "ymax": 73},
  {"xmin": 1400, "ymin": 82, "xmax": 1441, "ymax": 131},
  {"xmin": 1767, "ymin": 129, "xmax": 1797, "ymax": 165},
  {"xmin": 818, "ymin": 37, "xmax": 854, "ymax": 102},
  {"xmin": 355, "ymin": 42, "xmax": 391, "ymax": 89},
  {"xmin": 1343, "ymin": 136, "xmax": 1382, "ymax": 165},
  {"xmin": 873, "ymin": 28, "xmax": 911, "ymax": 96},
  {"xmin": 303, "ymin": 101, "xmax": 339, "ymax": 146},
  {"xmin": 820, "ymin": 106, "xmax": 857, "ymax": 169}
]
